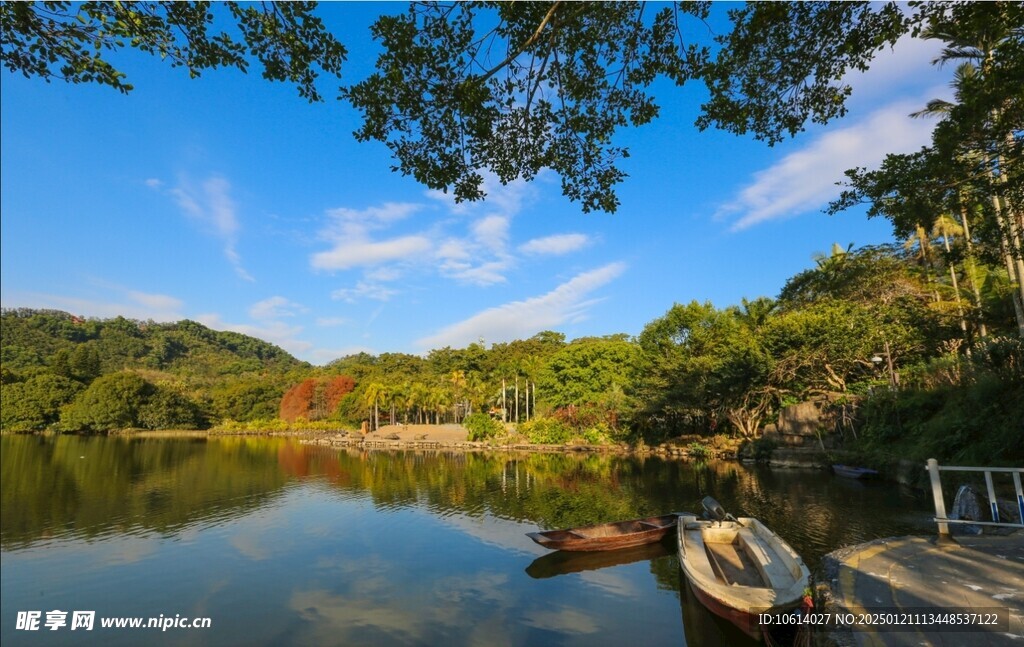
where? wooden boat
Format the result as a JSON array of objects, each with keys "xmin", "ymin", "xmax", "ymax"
[
  {"xmin": 677, "ymin": 512, "xmax": 810, "ymax": 640},
  {"xmin": 526, "ymin": 514, "xmax": 678, "ymax": 552},
  {"xmin": 833, "ymin": 464, "xmax": 879, "ymax": 479}
]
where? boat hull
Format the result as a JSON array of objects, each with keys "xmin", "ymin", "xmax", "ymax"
[
  {"xmin": 684, "ymin": 575, "xmax": 802, "ymax": 640},
  {"xmin": 526, "ymin": 514, "xmax": 678, "ymax": 552}
]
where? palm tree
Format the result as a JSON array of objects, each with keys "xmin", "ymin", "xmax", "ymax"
[
  {"xmin": 911, "ymin": 12, "xmax": 1024, "ymax": 335},
  {"xmin": 903, "ymin": 224, "xmax": 942, "ymax": 303},
  {"xmin": 520, "ymin": 355, "xmax": 545, "ymax": 422},
  {"xmin": 362, "ymin": 382, "xmax": 388, "ymax": 431},
  {"xmin": 448, "ymin": 370, "xmax": 466, "ymax": 422},
  {"xmin": 931, "ymin": 212, "xmax": 982, "ymax": 344}
]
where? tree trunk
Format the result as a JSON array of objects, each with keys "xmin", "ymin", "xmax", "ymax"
[
  {"xmin": 515, "ymin": 376, "xmax": 519, "ymax": 423},
  {"xmin": 939, "ymin": 224, "xmax": 971, "ymax": 351},
  {"xmin": 989, "ymin": 121, "xmax": 1024, "ymax": 337},
  {"xmin": 958, "ymin": 202, "xmax": 989, "ymax": 339},
  {"xmin": 525, "ymin": 381, "xmax": 530, "ymax": 421}
]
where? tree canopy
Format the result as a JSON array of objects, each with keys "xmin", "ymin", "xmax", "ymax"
[{"xmin": 5, "ymin": 1, "xmax": 1013, "ymax": 213}]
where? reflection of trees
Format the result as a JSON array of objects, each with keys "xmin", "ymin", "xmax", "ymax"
[
  {"xmin": 282, "ymin": 446, "xmax": 707, "ymax": 531},
  {"xmin": 5, "ymin": 436, "xmax": 927, "ymax": 572},
  {"xmin": 1, "ymin": 435, "xmax": 286, "ymax": 549}
]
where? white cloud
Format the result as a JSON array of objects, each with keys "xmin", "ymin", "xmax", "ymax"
[
  {"xmin": 313, "ymin": 235, "xmax": 432, "ymax": 270},
  {"xmin": 313, "ymin": 176, "xmax": 544, "ymax": 287},
  {"xmin": 425, "ymin": 173, "xmax": 537, "ymax": 218},
  {"xmin": 717, "ymin": 99, "xmax": 938, "ymax": 231},
  {"xmin": 519, "ymin": 233, "xmax": 590, "ymax": 255},
  {"xmin": 331, "ymin": 281, "xmax": 398, "ymax": 303},
  {"xmin": 7, "ymin": 288, "xmax": 184, "ymax": 322},
  {"xmin": 312, "ymin": 202, "xmax": 430, "ymax": 271},
  {"xmin": 415, "ymin": 262, "xmax": 627, "ymax": 350},
  {"xmin": 365, "ymin": 267, "xmax": 403, "ymax": 282},
  {"xmin": 196, "ymin": 313, "xmax": 313, "ymax": 357},
  {"xmin": 249, "ymin": 296, "xmax": 307, "ymax": 320},
  {"xmin": 426, "ymin": 174, "xmax": 540, "ymax": 285},
  {"xmin": 157, "ymin": 174, "xmax": 254, "ymax": 281},
  {"xmin": 325, "ymin": 202, "xmax": 421, "ymax": 225},
  {"xmin": 842, "ymin": 33, "xmax": 949, "ymax": 107},
  {"xmin": 315, "ymin": 317, "xmax": 349, "ymax": 327}
]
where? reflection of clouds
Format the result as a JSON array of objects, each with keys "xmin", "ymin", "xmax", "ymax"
[
  {"xmin": 437, "ymin": 512, "xmax": 541, "ymax": 555},
  {"xmin": 430, "ymin": 571, "xmax": 512, "ymax": 629},
  {"xmin": 434, "ymin": 571, "xmax": 508, "ymax": 605},
  {"xmin": 521, "ymin": 606, "xmax": 600, "ymax": 634},
  {"xmin": 577, "ymin": 569, "xmax": 638, "ymax": 597},
  {"xmin": 228, "ymin": 531, "xmax": 271, "ymax": 561},
  {"xmin": 291, "ymin": 588, "xmax": 423, "ymax": 643},
  {"xmin": 290, "ymin": 571, "xmax": 517, "ymax": 644}
]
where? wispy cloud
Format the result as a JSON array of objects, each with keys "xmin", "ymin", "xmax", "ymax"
[
  {"xmin": 312, "ymin": 175, "xmax": 547, "ymax": 293},
  {"xmin": 330, "ymin": 281, "xmax": 397, "ymax": 303},
  {"xmin": 842, "ymin": 33, "xmax": 948, "ymax": 108},
  {"xmin": 519, "ymin": 233, "xmax": 590, "ymax": 255},
  {"xmin": 6, "ymin": 287, "xmax": 184, "ymax": 322},
  {"xmin": 428, "ymin": 175, "xmax": 538, "ymax": 285},
  {"xmin": 311, "ymin": 202, "xmax": 430, "ymax": 271},
  {"xmin": 716, "ymin": 99, "xmax": 938, "ymax": 231},
  {"xmin": 196, "ymin": 313, "xmax": 312, "ymax": 358},
  {"xmin": 315, "ymin": 316, "xmax": 349, "ymax": 327},
  {"xmin": 716, "ymin": 31, "xmax": 953, "ymax": 233},
  {"xmin": 415, "ymin": 262, "xmax": 627, "ymax": 350},
  {"xmin": 249, "ymin": 296, "xmax": 307, "ymax": 320},
  {"xmin": 155, "ymin": 174, "xmax": 254, "ymax": 281}
]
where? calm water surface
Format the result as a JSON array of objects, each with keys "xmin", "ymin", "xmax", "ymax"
[{"xmin": 1, "ymin": 435, "xmax": 934, "ymax": 646}]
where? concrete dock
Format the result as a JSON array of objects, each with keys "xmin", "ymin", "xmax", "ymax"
[{"xmin": 821, "ymin": 532, "xmax": 1024, "ymax": 646}]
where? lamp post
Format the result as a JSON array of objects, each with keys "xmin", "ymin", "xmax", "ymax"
[{"xmin": 871, "ymin": 345, "xmax": 896, "ymax": 389}]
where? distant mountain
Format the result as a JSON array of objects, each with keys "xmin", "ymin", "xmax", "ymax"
[{"xmin": 1, "ymin": 308, "xmax": 307, "ymax": 380}]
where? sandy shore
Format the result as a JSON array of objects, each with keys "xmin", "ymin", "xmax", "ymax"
[{"xmin": 363, "ymin": 423, "xmax": 469, "ymax": 443}]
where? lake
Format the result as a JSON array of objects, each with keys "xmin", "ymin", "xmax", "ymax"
[{"xmin": 0, "ymin": 435, "xmax": 934, "ymax": 646}]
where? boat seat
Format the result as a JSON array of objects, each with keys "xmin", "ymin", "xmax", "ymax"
[{"xmin": 735, "ymin": 527, "xmax": 794, "ymax": 587}]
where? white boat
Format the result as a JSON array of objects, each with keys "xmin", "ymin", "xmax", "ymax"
[{"xmin": 676, "ymin": 499, "xmax": 810, "ymax": 640}]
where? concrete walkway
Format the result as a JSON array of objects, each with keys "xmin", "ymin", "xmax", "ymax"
[{"xmin": 823, "ymin": 532, "xmax": 1024, "ymax": 646}]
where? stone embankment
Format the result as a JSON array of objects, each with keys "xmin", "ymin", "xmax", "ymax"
[
  {"xmin": 300, "ymin": 432, "xmax": 633, "ymax": 454},
  {"xmin": 297, "ymin": 424, "xmax": 733, "ymax": 457}
]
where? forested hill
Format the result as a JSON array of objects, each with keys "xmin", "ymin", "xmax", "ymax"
[
  {"xmin": 1, "ymin": 309, "xmax": 306, "ymax": 378},
  {"xmin": 1, "ymin": 309, "xmax": 308, "ymax": 432}
]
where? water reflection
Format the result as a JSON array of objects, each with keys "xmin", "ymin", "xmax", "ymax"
[
  {"xmin": 2, "ymin": 436, "xmax": 930, "ymax": 566},
  {"xmin": 2, "ymin": 436, "xmax": 934, "ymax": 646},
  {"xmin": 526, "ymin": 541, "xmax": 672, "ymax": 579}
]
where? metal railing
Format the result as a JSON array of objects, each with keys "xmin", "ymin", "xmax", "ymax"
[{"xmin": 926, "ymin": 458, "xmax": 1024, "ymax": 536}]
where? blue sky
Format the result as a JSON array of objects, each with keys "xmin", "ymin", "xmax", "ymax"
[{"xmin": 0, "ymin": 4, "xmax": 952, "ymax": 365}]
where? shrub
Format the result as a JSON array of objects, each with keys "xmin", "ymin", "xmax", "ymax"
[
  {"xmin": 519, "ymin": 417, "xmax": 573, "ymax": 444},
  {"xmin": 463, "ymin": 412, "xmax": 504, "ymax": 441},
  {"xmin": 581, "ymin": 422, "xmax": 613, "ymax": 445},
  {"xmin": 686, "ymin": 441, "xmax": 712, "ymax": 460}
]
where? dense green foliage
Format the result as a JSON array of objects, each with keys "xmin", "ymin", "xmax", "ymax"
[
  {"xmin": 3, "ymin": 236, "xmax": 1022, "ymax": 462},
  {"xmin": 5, "ymin": 2, "xmax": 1012, "ymax": 213},
  {"xmin": 463, "ymin": 413, "xmax": 505, "ymax": 442},
  {"xmin": 0, "ymin": 1, "xmax": 345, "ymax": 101},
  {"xmin": 1, "ymin": 4, "xmax": 1021, "ymax": 461},
  {"xmin": 1, "ymin": 309, "xmax": 307, "ymax": 431}
]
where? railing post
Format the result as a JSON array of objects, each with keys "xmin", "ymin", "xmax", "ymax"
[
  {"xmin": 984, "ymin": 471, "xmax": 1000, "ymax": 523},
  {"xmin": 927, "ymin": 458, "xmax": 950, "ymax": 537},
  {"xmin": 1014, "ymin": 471, "xmax": 1024, "ymax": 526}
]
